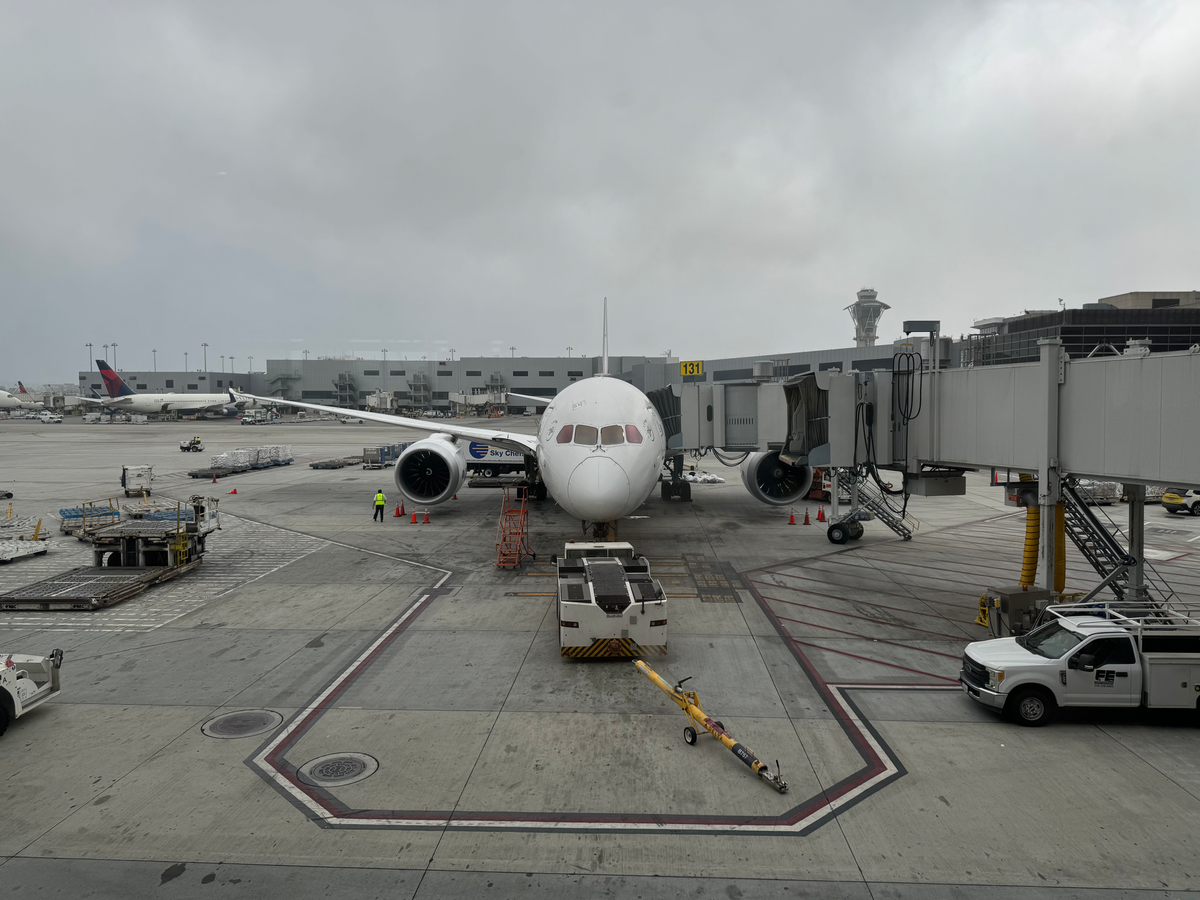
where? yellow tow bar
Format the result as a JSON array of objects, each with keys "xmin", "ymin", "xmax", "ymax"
[{"xmin": 634, "ymin": 659, "xmax": 788, "ymax": 794}]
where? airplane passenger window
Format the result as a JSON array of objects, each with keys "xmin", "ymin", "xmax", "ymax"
[
  {"xmin": 601, "ymin": 425, "xmax": 624, "ymax": 445},
  {"xmin": 556, "ymin": 425, "xmax": 574, "ymax": 443},
  {"xmin": 625, "ymin": 425, "xmax": 643, "ymax": 443},
  {"xmin": 573, "ymin": 425, "xmax": 599, "ymax": 445}
]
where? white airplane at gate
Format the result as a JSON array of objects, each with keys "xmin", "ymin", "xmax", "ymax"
[{"xmin": 231, "ymin": 308, "xmax": 812, "ymax": 529}]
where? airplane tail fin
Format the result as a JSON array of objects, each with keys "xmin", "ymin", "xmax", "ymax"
[
  {"xmin": 96, "ymin": 360, "xmax": 136, "ymax": 398},
  {"xmin": 17, "ymin": 381, "xmax": 28, "ymax": 394}
]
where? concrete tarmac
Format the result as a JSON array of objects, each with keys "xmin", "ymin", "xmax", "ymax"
[{"xmin": 1, "ymin": 416, "xmax": 1198, "ymax": 898}]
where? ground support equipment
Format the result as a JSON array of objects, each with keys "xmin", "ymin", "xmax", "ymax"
[
  {"xmin": 495, "ymin": 485, "xmax": 534, "ymax": 568},
  {"xmin": 635, "ymin": 660, "xmax": 788, "ymax": 794}
]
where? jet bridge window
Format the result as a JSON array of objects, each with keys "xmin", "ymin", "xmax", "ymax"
[
  {"xmin": 601, "ymin": 425, "xmax": 625, "ymax": 445},
  {"xmin": 625, "ymin": 425, "xmax": 643, "ymax": 443},
  {"xmin": 573, "ymin": 425, "xmax": 598, "ymax": 445},
  {"xmin": 556, "ymin": 425, "xmax": 574, "ymax": 443}
]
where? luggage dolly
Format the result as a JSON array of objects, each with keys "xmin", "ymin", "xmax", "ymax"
[{"xmin": 634, "ymin": 660, "xmax": 788, "ymax": 794}]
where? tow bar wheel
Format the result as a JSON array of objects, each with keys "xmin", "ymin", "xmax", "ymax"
[{"xmin": 683, "ymin": 726, "xmax": 697, "ymax": 745}]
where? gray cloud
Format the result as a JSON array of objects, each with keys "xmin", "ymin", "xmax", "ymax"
[{"xmin": 2, "ymin": 1, "xmax": 1198, "ymax": 382}]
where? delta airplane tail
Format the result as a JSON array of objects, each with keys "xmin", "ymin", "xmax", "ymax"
[
  {"xmin": 96, "ymin": 361, "xmax": 136, "ymax": 398},
  {"xmin": 18, "ymin": 382, "xmax": 30, "ymax": 394}
]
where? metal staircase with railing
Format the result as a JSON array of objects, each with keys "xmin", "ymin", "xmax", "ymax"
[{"xmin": 1061, "ymin": 480, "xmax": 1176, "ymax": 605}]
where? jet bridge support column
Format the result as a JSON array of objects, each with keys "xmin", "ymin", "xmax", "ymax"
[
  {"xmin": 1039, "ymin": 339, "xmax": 1063, "ymax": 598},
  {"xmin": 1124, "ymin": 483, "xmax": 1148, "ymax": 601}
]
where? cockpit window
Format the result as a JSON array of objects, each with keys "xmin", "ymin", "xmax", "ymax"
[
  {"xmin": 601, "ymin": 425, "xmax": 625, "ymax": 445},
  {"xmin": 556, "ymin": 425, "xmax": 574, "ymax": 444},
  {"xmin": 573, "ymin": 425, "xmax": 599, "ymax": 445},
  {"xmin": 625, "ymin": 425, "xmax": 643, "ymax": 444}
]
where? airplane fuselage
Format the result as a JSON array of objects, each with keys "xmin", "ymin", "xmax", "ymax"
[{"xmin": 535, "ymin": 376, "xmax": 666, "ymax": 522}]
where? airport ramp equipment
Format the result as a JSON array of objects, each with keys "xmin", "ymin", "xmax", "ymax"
[{"xmin": 0, "ymin": 565, "xmax": 197, "ymax": 610}]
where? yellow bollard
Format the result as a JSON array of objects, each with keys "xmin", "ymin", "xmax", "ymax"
[{"xmin": 634, "ymin": 660, "xmax": 788, "ymax": 794}]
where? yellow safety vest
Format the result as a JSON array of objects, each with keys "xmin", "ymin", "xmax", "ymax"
[{"xmin": 374, "ymin": 493, "xmax": 386, "ymax": 505}]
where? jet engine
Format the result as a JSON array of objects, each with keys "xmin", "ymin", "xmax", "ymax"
[
  {"xmin": 739, "ymin": 451, "xmax": 813, "ymax": 506},
  {"xmin": 394, "ymin": 436, "xmax": 468, "ymax": 506}
]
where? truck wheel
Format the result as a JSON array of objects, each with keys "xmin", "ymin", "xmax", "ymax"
[
  {"xmin": 1191, "ymin": 504, "xmax": 1200, "ymax": 517},
  {"xmin": 683, "ymin": 726, "xmax": 697, "ymax": 745},
  {"xmin": 1007, "ymin": 687, "xmax": 1056, "ymax": 727},
  {"xmin": 827, "ymin": 523, "xmax": 850, "ymax": 544},
  {"xmin": 482, "ymin": 467, "xmax": 495, "ymax": 478}
]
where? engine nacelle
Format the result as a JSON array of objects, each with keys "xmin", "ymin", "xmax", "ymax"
[
  {"xmin": 394, "ymin": 436, "xmax": 468, "ymax": 505},
  {"xmin": 739, "ymin": 451, "xmax": 813, "ymax": 506}
]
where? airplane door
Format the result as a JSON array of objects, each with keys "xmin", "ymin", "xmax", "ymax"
[{"xmin": 1065, "ymin": 637, "xmax": 1137, "ymax": 707}]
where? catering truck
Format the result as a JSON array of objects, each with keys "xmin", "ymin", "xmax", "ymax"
[
  {"xmin": 960, "ymin": 603, "xmax": 1200, "ymax": 726},
  {"xmin": 0, "ymin": 650, "xmax": 64, "ymax": 736},
  {"xmin": 466, "ymin": 442, "xmax": 527, "ymax": 478}
]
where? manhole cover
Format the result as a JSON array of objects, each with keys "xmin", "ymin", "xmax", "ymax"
[
  {"xmin": 297, "ymin": 752, "xmax": 379, "ymax": 787},
  {"xmin": 201, "ymin": 709, "xmax": 283, "ymax": 739}
]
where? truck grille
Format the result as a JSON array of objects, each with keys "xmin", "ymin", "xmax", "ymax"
[{"xmin": 961, "ymin": 654, "xmax": 987, "ymax": 688}]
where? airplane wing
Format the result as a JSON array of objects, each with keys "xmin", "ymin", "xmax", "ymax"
[
  {"xmin": 75, "ymin": 396, "xmax": 108, "ymax": 405},
  {"xmin": 504, "ymin": 392, "xmax": 555, "ymax": 407},
  {"xmin": 229, "ymin": 390, "xmax": 539, "ymax": 456}
]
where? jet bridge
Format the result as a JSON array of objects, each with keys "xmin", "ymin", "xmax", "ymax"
[{"xmin": 672, "ymin": 338, "xmax": 1200, "ymax": 601}]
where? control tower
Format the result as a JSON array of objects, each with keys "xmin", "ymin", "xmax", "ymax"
[{"xmin": 845, "ymin": 288, "xmax": 890, "ymax": 348}]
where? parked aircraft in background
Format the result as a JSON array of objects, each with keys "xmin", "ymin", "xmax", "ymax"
[
  {"xmin": 79, "ymin": 361, "xmax": 260, "ymax": 416},
  {"xmin": 0, "ymin": 385, "xmax": 42, "ymax": 411}
]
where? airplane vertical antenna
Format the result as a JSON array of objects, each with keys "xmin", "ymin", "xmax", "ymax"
[{"xmin": 602, "ymin": 297, "xmax": 609, "ymax": 376}]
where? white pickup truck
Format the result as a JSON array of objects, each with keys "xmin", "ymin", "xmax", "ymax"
[
  {"xmin": 1, "ymin": 650, "xmax": 63, "ymax": 736},
  {"xmin": 960, "ymin": 604, "xmax": 1200, "ymax": 726}
]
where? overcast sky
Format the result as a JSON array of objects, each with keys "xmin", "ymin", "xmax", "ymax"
[{"xmin": 2, "ymin": 1, "xmax": 1198, "ymax": 384}]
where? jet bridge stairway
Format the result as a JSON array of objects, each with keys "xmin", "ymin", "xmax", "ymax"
[
  {"xmin": 1060, "ymin": 480, "xmax": 1176, "ymax": 605},
  {"xmin": 828, "ymin": 470, "xmax": 917, "ymax": 543}
]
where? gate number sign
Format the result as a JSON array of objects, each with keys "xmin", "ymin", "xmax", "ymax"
[{"xmin": 680, "ymin": 361, "xmax": 703, "ymax": 377}]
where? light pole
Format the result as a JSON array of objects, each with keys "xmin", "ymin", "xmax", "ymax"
[
  {"xmin": 302, "ymin": 349, "xmax": 309, "ymax": 362},
  {"xmin": 111, "ymin": 343, "xmax": 118, "ymax": 368},
  {"xmin": 220, "ymin": 355, "xmax": 225, "ymax": 373},
  {"xmin": 152, "ymin": 349, "xmax": 157, "ymax": 372},
  {"xmin": 201, "ymin": 343, "xmax": 208, "ymax": 371},
  {"xmin": 449, "ymin": 349, "xmax": 456, "ymax": 361},
  {"xmin": 247, "ymin": 355, "xmax": 253, "ymax": 374},
  {"xmin": 184, "ymin": 351, "xmax": 188, "ymax": 372},
  {"xmin": 230, "ymin": 357, "xmax": 235, "ymax": 374},
  {"xmin": 102, "ymin": 343, "xmax": 109, "ymax": 363},
  {"xmin": 86, "ymin": 343, "xmax": 93, "ymax": 370},
  {"xmin": 567, "ymin": 346, "xmax": 572, "ymax": 357},
  {"xmin": 510, "ymin": 346, "xmax": 516, "ymax": 358},
  {"xmin": 381, "ymin": 349, "xmax": 388, "ymax": 396}
]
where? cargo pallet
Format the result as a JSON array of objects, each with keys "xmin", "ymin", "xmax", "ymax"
[{"xmin": 0, "ymin": 563, "xmax": 200, "ymax": 610}]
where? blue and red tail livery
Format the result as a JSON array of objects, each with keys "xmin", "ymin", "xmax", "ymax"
[{"xmin": 96, "ymin": 360, "xmax": 136, "ymax": 398}]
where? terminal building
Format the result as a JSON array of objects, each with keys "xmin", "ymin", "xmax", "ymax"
[{"xmin": 68, "ymin": 289, "xmax": 1200, "ymax": 415}]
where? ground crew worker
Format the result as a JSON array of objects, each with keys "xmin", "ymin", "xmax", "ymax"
[{"xmin": 372, "ymin": 488, "xmax": 387, "ymax": 522}]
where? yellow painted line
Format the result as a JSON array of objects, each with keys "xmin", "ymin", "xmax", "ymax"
[
  {"xmin": 504, "ymin": 592, "xmax": 556, "ymax": 596},
  {"xmin": 666, "ymin": 593, "xmax": 699, "ymax": 598}
]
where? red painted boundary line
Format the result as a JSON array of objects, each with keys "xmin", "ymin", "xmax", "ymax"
[{"xmin": 771, "ymin": 613, "xmax": 964, "ymax": 660}]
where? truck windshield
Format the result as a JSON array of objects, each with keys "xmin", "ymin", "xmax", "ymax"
[{"xmin": 1022, "ymin": 621, "xmax": 1084, "ymax": 659}]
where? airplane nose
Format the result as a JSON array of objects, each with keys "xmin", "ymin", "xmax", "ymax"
[{"xmin": 567, "ymin": 456, "xmax": 630, "ymax": 519}]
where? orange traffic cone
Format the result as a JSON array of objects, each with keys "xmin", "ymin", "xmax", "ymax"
[
  {"xmin": 422, "ymin": 508, "xmax": 430, "ymax": 524},
  {"xmin": 788, "ymin": 508, "xmax": 796, "ymax": 525},
  {"xmin": 399, "ymin": 501, "xmax": 405, "ymax": 516},
  {"xmin": 803, "ymin": 507, "xmax": 811, "ymax": 525},
  {"xmin": 228, "ymin": 488, "xmax": 237, "ymax": 495},
  {"xmin": 410, "ymin": 510, "xmax": 418, "ymax": 524},
  {"xmin": 393, "ymin": 504, "xmax": 401, "ymax": 518},
  {"xmin": 816, "ymin": 505, "xmax": 826, "ymax": 523},
  {"xmin": 452, "ymin": 494, "xmax": 457, "ymax": 500},
  {"xmin": 211, "ymin": 476, "xmax": 217, "ymax": 484}
]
